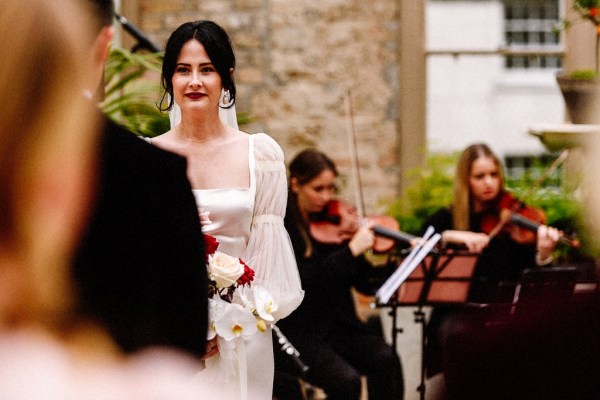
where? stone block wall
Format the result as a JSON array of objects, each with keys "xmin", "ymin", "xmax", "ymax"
[{"xmin": 136, "ymin": 0, "xmax": 401, "ymax": 214}]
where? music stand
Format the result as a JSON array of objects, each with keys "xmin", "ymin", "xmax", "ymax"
[
  {"xmin": 397, "ymin": 250, "xmax": 479, "ymax": 305},
  {"xmin": 510, "ymin": 266, "xmax": 579, "ymax": 316},
  {"xmin": 383, "ymin": 250, "xmax": 479, "ymax": 400}
]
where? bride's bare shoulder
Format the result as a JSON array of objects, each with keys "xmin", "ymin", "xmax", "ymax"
[
  {"xmin": 147, "ymin": 130, "xmax": 184, "ymax": 155},
  {"xmin": 149, "ymin": 129, "xmax": 175, "ymax": 145},
  {"xmin": 230, "ymin": 127, "xmax": 249, "ymax": 139}
]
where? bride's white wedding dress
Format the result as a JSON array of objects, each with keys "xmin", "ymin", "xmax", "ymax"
[
  {"xmin": 166, "ymin": 103, "xmax": 302, "ymax": 399},
  {"xmin": 193, "ymin": 132, "xmax": 303, "ymax": 400}
]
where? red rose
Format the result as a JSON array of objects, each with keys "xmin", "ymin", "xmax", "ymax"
[
  {"xmin": 590, "ymin": 7, "xmax": 600, "ymax": 18},
  {"xmin": 236, "ymin": 259, "xmax": 255, "ymax": 286},
  {"xmin": 203, "ymin": 234, "xmax": 219, "ymax": 259}
]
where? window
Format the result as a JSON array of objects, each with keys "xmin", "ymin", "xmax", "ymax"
[
  {"xmin": 504, "ymin": 0, "xmax": 562, "ymax": 69},
  {"xmin": 504, "ymin": 154, "xmax": 562, "ymax": 188}
]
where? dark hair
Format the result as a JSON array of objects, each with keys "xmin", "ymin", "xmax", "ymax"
[
  {"xmin": 159, "ymin": 20, "xmax": 236, "ymax": 112},
  {"xmin": 84, "ymin": 0, "xmax": 114, "ymax": 31},
  {"xmin": 286, "ymin": 149, "xmax": 338, "ymax": 258},
  {"xmin": 288, "ymin": 149, "xmax": 338, "ymax": 185}
]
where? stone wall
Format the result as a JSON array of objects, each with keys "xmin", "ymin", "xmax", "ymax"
[{"xmin": 137, "ymin": 0, "xmax": 401, "ymax": 213}]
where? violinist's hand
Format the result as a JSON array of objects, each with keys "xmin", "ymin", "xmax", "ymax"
[
  {"xmin": 202, "ymin": 337, "xmax": 219, "ymax": 360},
  {"xmin": 408, "ymin": 237, "xmax": 422, "ymax": 248},
  {"xmin": 348, "ymin": 220, "xmax": 375, "ymax": 257},
  {"xmin": 536, "ymin": 225, "xmax": 560, "ymax": 264},
  {"xmin": 442, "ymin": 230, "xmax": 490, "ymax": 253}
]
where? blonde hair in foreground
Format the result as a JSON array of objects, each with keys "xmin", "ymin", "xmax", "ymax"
[{"xmin": 0, "ymin": 0, "xmax": 100, "ymax": 329}]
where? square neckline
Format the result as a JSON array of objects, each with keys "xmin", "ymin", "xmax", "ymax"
[{"xmin": 191, "ymin": 134, "xmax": 255, "ymax": 192}]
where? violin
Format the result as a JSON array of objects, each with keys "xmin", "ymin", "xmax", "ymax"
[
  {"xmin": 309, "ymin": 199, "xmax": 416, "ymax": 253},
  {"xmin": 481, "ymin": 191, "xmax": 579, "ymax": 248}
]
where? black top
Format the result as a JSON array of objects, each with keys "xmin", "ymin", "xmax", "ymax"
[
  {"xmin": 278, "ymin": 204, "xmax": 378, "ymax": 356},
  {"xmin": 73, "ymin": 117, "xmax": 208, "ymax": 358},
  {"xmin": 425, "ymin": 207, "xmax": 537, "ymax": 303}
]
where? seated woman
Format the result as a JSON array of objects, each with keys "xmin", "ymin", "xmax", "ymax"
[
  {"xmin": 274, "ymin": 149, "xmax": 404, "ymax": 400},
  {"xmin": 422, "ymin": 143, "xmax": 560, "ymax": 380}
]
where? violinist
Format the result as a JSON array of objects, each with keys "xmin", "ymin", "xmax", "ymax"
[
  {"xmin": 423, "ymin": 143, "xmax": 561, "ymax": 381},
  {"xmin": 274, "ymin": 149, "xmax": 404, "ymax": 400},
  {"xmin": 426, "ymin": 143, "xmax": 560, "ymax": 301}
]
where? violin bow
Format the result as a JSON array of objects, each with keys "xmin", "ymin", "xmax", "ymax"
[
  {"xmin": 519, "ymin": 148, "xmax": 570, "ymax": 204},
  {"xmin": 487, "ymin": 149, "xmax": 570, "ymax": 240},
  {"xmin": 344, "ymin": 88, "xmax": 367, "ymax": 218}
]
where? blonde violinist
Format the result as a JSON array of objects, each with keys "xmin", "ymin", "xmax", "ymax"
[{"xmin": 423, "ymin": 143, "xmax": 561, "ymax": 380}]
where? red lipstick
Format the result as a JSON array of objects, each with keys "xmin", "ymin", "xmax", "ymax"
[{"xmin": 185, "ymin": 92, "xmax": 204, "ymax": 100}]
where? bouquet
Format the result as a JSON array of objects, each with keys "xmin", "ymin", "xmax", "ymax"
[{"xmin": 203, "ymin": 234, "xmax": 277, "ymax": 350}]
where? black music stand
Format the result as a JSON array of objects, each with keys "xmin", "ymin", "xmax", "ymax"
[
  {"xmin": 382, "ymin": 250, "xmax": 479, "ymax": 400},
  {"xmin": 509, "ymin": 266, "xmax": 579, "ymax": 316}
]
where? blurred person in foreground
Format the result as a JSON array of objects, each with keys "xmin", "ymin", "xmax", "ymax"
[
  {"xmin": 0, "ymin": 0, "xmax": 210, "ymax": 398},
  {"xmin": 73, "ymin": 0, "xmax": 209, "ymax": 358}
]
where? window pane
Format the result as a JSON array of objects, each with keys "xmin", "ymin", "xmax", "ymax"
[{"xmin": 504, "ymin": 0, "xmax": 561, "ymax": 69}]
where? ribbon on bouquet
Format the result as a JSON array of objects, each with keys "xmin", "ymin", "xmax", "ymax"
[
  {"xmin": 375, "ymin": 226, "xmax": 441, "ymax": 304},
  {"xmin": 200, "ymin": 336, "xmax": 249, "ymax": 400},
  {"xmin": 238, "ymin": 338, "xmax": 248, "ymax": 400}
]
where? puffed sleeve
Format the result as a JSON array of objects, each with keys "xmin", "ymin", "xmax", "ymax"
[{"xmin": 243, "ymin": 133, "xmax": 304, "ymax": 321}]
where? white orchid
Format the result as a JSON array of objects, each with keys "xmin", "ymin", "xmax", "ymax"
[
  {"xmin": 213, "ymin": 302, "xmax": 258, "ymax": 341},
  {"xmin": 251, "ymin": 286, "xmax": 278, "ymax": 322},
  {"xmin": 202, "ymin": 237, "xmax": 276, "ymax": 364},
  {"xmin": 238, "ymin": 286, "xmax": 254, "ymax": 311},
  {"xmin": 207, "ymin": 296, "xmax": 230, "ymax": 340}
]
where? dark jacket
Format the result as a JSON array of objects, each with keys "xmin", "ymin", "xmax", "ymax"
[
  {"xmin": 73, "ymin": 117, "xmax": 208, "ymax": 358},
  {"xmin": 279, "ymin": 210, "xmax": 375, "ymax": 356},
  {"xmin": 275, "ymin": 205, "xmax": 404, "ymax": 400}
]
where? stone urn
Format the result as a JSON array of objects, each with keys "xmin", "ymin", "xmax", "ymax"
[{"xmin": 556, "ymin": 72, "xmax": 600, "ymax": 124}]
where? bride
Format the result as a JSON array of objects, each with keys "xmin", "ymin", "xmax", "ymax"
[{"xmin": 151, "ymin": 20, "xmax": 304, "ymax": 400}]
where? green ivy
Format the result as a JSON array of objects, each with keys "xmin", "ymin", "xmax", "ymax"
[{"xmin": 387, "ymin": 152, "xmax": 458, "ymax": 235}]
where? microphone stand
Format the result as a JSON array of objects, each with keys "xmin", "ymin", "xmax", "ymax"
[{"xmin": 114, "ymin": 12, "xmax": 161, "ymax": 53}]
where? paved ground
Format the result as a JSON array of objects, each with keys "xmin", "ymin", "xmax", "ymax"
[{"xmin": 355, "ymin": 292, "xmax": 435, "ymax": 400}]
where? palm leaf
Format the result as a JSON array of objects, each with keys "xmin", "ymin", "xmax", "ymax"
[{"xmin": 101, "ymin": 47, "xmax": 167, "ymax": 137}]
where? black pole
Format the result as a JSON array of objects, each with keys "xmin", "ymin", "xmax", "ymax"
[{"xmin": 114, "ymin": 12, "xmax": 161, "ymax": 53}]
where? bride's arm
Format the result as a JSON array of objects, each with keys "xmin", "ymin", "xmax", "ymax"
[{"xmin": 243, "ymin": 133, "xmax": 304, "ymax": 321}]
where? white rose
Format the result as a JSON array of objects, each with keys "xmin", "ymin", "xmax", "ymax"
[{"xmin": 208, "ymin": 251, "xmax": 245, "ymax": 288}]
